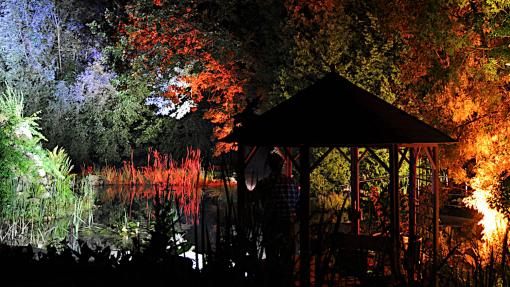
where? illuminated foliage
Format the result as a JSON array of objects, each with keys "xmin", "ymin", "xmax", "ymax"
[
  {"xmin": 0, "ymin": 86, "xmax": 46, "ymax": 184},
  {"xmin": 281, "ymin": 0, "xmax": 402, "ymax": 102},
  {"xmin": 0, "ymin": 0, "xmax": 58, "ymax": 115},
  {"xmin": 282, "ymin": 0, "xmax": 510, "ymax": 258},
  {"xmin": 118, "ymin": 0, "xmax": 248, "ymax": 155},
  {"xmin": 282, "ymin": 0, "xmax": 403, "ymax": 201},
  {"xmin": 100, "ymin": 148, "xmax": 202, "ymax": 221},
  {"xmin": 382, "ymin": 0, "xmax": 510, "ymax": 257},
  {"xmin": 0, "ymin": 85, "xmax": 78, "ymax": 225}
]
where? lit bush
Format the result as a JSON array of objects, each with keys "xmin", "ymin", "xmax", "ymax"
[
  {"xmin": 0, "ymin": 85, "xmax": 84, "ymax": 246},
  {"xmin": 0, "ymin": 86, "xmax": 47, "ymax": 204}
]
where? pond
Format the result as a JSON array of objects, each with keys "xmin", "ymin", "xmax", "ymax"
[
  {"xmin": 84, "ymin": 184, "xmax": 233, "ymax": 252},
  {"xmin": 0, "ymin": 181, "xmax": 236, "ymax": 260}
]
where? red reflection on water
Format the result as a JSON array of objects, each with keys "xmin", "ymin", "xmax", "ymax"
[{"xmin": 100, "ymin": 148, "xmax": 202, "ymax": 222}]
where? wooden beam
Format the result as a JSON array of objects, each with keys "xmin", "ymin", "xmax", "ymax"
[
  {"xmin": 284, "ymin": 147, "xmax": 293, "ymax": 178},
  {"xmin": 299, "ymin": 146, "xmax": 311, "ymax": 287},
  {"xmin": 407, "ymin": 147, "xmax": 418, "ymax": 286},
  {"xmin": 350, "ymin": 147, "xmax": 361, "ymax": 235},
  {"xmin": 432, "ymin": 146, "xmax": 440, "ymax": 287},
  {"xmin": 359, "ymin": 148, "xmax": 369, "ymax": 161},
  {"xmin": 310, "ymin": 147, "xmax": 334, "ymax": 172},
  {"xmin": 398, "ymin": 143, "xmax": 440, "ymax": 148},
  {"xmin": 399, "ymin": 147, "xmax": 410, "ymax": 168},
  {"xmin": 424, "ymin": 146, "xmax": 438, "ymax": 170},
  {"xmin": 389, "ymin": 144, "xmax": 401, "ymax": 282},
  {"xmin": 244, "ymin": 146, "xmax": 259, "ymax": 165},
  {"xmin": 335, "ymin": 147, "xmax": 351, "ymax": 162},
  {"xmin": 415, "ymin": 147, "xmax": 422, "ymax": 159},
  {"xmin": 277, "ymin": 146, "xmax": 300, "ymax": 171},
  {"xmin": 367, "ymin": 148, "xmax": 390, "ymax": 172}
]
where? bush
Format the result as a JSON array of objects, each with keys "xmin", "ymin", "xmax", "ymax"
[
  {"xmin": 0, "ymin": 85, "xmax": 86, "ymax": 247},
  {"xmin": 0, "ymin": 85, "xmax": 47, "ymax": 205}
]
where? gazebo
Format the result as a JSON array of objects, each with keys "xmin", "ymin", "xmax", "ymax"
[{"xmin": 222, "ymin": 72, "xmax": 456, "ymax": 286}]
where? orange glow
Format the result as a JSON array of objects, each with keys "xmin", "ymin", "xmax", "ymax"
[
  {"xmin": 457, "ymin": 122, "xmax": 510, "ymax": 262},
  {"xmin": 100, "ymin": 148, "xmax": 202, "ymax": 221},
  {"xmin": 98, "ymin": 148, "xmax": 235, "ymax": 221},
  {"xmin": 463, "ymin": 186, "xmax": 507, "ymax": 260},
  {"xmin": 464, "ymin": 166, "xmax": 508, "ymax": 261}
]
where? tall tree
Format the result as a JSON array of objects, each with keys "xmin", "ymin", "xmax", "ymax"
[
  {"xmin": 280, "ymin": 0, "xmax": 402, "ymax": 102},
  {"xmin": 117, "ymin": 0, "xmax": 250, "ymax": 155},
  {"xmin": 0, "ymin": 0, "xmax": 58, "ymax": 114},
  {"xmin": 279, "ymin": 0, "xmax": 404, "ymax": 199},
  {"xmin": 382, "ymin": 0, "xmax": 510, "ymax": 254}
]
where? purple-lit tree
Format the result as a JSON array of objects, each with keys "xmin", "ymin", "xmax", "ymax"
[
  {"xmin": 50, "ymin": 51, "xmax": 117, "ymax": 164},
  {"xmin": 0, "ymin": 0, "xmax": 98, "ymax": 134},
  {"xmin": 0, "ymin": 1, "xmax": 159, "ymax": 165},
  {"xmin": 0, "ymin": 0, "xmax": 58, "ymax": 114}
]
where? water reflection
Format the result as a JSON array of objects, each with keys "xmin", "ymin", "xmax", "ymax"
[
  {"xmin": 92, "ymin": 181, "xmax": 236, "ymax": 250},
  {"xmin": 0, "ymin": 178, "xmax": 235, "ymax": 254}
]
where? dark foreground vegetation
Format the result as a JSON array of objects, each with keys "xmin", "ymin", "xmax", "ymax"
[
  {"xmin": 0, "ymin": 187, "xmax": 286, "ymax": 287},
  {"xmin": 1, "ymin": 243, "xmax": 196, "ymax": 287}
]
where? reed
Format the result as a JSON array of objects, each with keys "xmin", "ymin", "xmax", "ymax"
[
  {"xmin": 99, "ymin": 148, "xmax": 203, "ymax": 221},
  {"xmin": 0, "ymin": 175, "xmax": 96, "ymax": 248}
]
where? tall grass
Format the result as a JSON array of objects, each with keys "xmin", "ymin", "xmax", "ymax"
[
  {"xmin": 0, "ymin": 175, "xmax": 96, "ymax": 248},
  {"xmin": 0, "ymin": 85, "xmax": 95, "ymax": 248},
  {"xmin": 98, "ymin": 148, "xmax": 203, "ymax": 221}
]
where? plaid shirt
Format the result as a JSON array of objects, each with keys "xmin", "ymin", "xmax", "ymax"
[{"xmin": 255, "ymin": 173, "xmax": 299, "ymax": 222}]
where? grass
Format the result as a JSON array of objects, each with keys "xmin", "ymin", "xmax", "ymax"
[
  {"xmin": 96, "ymin": 148, "xmax": 204, "ymax": 222},
  {"xmin": 0, "ymin": 175, "xmax": 96, "ymax": 248}
]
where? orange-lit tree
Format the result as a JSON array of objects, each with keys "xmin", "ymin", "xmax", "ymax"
[
  {"xmin": 284, "ymin": 0, "xmax": 510, "ymax": 265},
  {"xmin": 383, "ymin": 0, "xmax": 510, "ymax": 255}
]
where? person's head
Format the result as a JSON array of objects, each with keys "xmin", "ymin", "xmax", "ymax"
[{"xmin": 266, "ymin": 152, "xmax": 284, "ymax": 174}]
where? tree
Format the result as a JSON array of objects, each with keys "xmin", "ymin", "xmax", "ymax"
[
  {"xmin": 280, "ymin": 0, "xmax": 404, "ymax": 201},
  {"xmin": 380, "ymin": 0, "xmax": 510, "ymax": 256},
  {"xmin": 0, "ymin": 0, "xmax": 58, "ymax": 115},
  {"xmin": 116, "ymin": 0, "xmax": 249, "ymax": 155},
  {"xmin": 0, "ymin": 0, "xmax": 171, "ymax": 166},
  {"xmin": 280, "ymin": 0, "xmax": 402, "ymax": 102}
]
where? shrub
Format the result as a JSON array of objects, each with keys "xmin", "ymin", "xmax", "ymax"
[
  {"xmin": 0, "ymin": 85, "xmax": 86, "ymax": 247},
  {"xmin": 0, "ymin": 85, "xmax": 47, "ymax": 206}
]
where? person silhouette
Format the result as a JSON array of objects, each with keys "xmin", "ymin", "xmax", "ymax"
[{"xmin": 254, "ymin": 151, "xmax": 299, "ymax": 286}]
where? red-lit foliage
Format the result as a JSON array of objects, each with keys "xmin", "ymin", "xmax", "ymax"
[
  {"xmin": 100, "ymin": 148, "xmax": 202, "ymax": 221},
  {"xmin": 119, "ymin": 1, "xmax": 247, "ymax": 155},
  {"xmin": 81, "ymin": 165, "xmax": 94, "ymax": 176},
  {"xmin": 368, "ymin": 186, "xmax": 389, "ymax": 231},
  {"xmin": 99, "ymin": 148, "xmax": 234, "ymax": 221}
]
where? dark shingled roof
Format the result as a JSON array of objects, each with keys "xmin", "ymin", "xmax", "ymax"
[{"xmin": 222, "ymin": 72, "xmax": 456, "ymax": 147}]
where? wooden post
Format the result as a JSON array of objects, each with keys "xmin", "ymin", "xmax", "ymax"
[
  {"xmin": 285, "ymin": 148, "xmax": 293, "ymax": 178},
  {"xmin": 237, "ymin": 144, "xmax": 247, "ymax": 220},
  {"xmin": 389, "ymin": 144, "xmax": 401, "ymax": 281},
  {"xmin": 408, "ymin": 148, "xmax": 417, "ymax": 286},
  {"xmin": 299, "ymin": 146, "xmax": 311, "ymax": 287},
  {"xmin": 350, "ymin": 147, "xmax": 360, "ymax": 235},
  {"xmin": 432, "ymin": 146, "xmax": 440, "ymax": 287}
]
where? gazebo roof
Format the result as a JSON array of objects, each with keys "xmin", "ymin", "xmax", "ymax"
[{"xmin": 223, "ymin": 72, "xmax": 456, "ymax": 147}]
